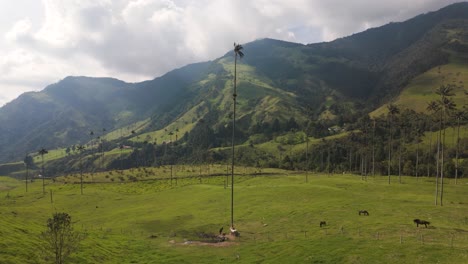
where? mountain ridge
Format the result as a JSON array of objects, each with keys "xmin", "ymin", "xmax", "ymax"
[{"xmin": 1, "ymin": 2, "xmax": 468, "ymax": 163}]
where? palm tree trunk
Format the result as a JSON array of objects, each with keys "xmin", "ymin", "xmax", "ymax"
[
  {"xmin": 25, "ymin": 163, "xmax": 29, "ymax": 192},
  {"xmin": 305, "ymin": 138, "xmax": 309, "ymax": 183},
  {"xmin": 415, "ymin": 140, "xmax": 419, "ymax": 180},
  {"xmin": 230, "ymin": 54, "xmax": 238, "ymax": 228},
  {"xmin": 388, "ymin": 123, "xmax": 392, "ymax": 184},
  {"xmin": 440, "ymin": 112, "xmax": 446, "ymax": 206},
  {"xmin": 42, "ymin": 155, "xmax": 45, "ymax": 195},
  {"xmin": 435, "ymin": 112, "xmax": 442, "ymax": 206},
  {"xmin": 455, "ymin": 117, "xmax": 460, "ymax": 185},
  {"xmin": 372, "ymin": 120, "xmax": 375, "ymax": 177}
]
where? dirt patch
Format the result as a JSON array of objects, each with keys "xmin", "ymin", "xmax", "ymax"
[
  {"xmin": 179, "ymin": 240, "xmax": 237, "ymax": 247},
  {"xmin": 170, "ymin": 233, "xmax": 239, "ymax": 247}
]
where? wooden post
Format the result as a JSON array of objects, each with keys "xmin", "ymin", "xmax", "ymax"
[{"xmin": 50, "ymin": 190, "xmax": 53, "ymax": 203}]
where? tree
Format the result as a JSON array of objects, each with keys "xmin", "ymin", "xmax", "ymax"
[
  {"xmin": 77, "ymin": 145, "xmax": 86, "ymax": 195},
  {"xmin": 453, "ymin": 110, "xmax": 465, "ymax": 185},
  {"xmin": 427, "ymin": 100, "xmax": 440, "ymax": 203},
  {"xmin": 438, "ymin": 96, "xmax": 456, "ymax": 206},
  {"xmin": 41, "ymin": 212, "xmax": 84, "ymax": 264},
  {"xmin": 231, "ymin": 42, "xmax": 244, "ymax": 229},
  {"xmin": 38, "ymin": 148, "xmax": 48, "ymax": 194},
  {"xmin": 23, "ymin": 155, "xmax": 34, "ymax": 192},
  {"xmin": 386, "ymin": 104, "xmax": 400, "ymax": 184}
]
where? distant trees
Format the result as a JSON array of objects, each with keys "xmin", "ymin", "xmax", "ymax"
[{"xmin": 41, "ymin": 212, "xmax": 85, "ymax": 264}]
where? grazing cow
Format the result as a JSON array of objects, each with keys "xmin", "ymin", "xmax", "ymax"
[
  {"xmin": 320, "ymin": 221, "xmax": 327, "ymax": 227},
  {"xmin": 414, "ymin": 219, "xmax": 430, "ymax": 228},
  {"xmin": 359, "ymin": 210, "xmax": 369, "ymax": 216}
]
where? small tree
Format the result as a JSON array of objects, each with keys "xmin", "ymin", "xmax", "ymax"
[{"xmin": 41, "ymin": 212, "xmax": 84, "ymax": 264}]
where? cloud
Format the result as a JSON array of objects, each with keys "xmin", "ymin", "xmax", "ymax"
[{"xmin": 0, "ymin": 0, "xmax": 462, "ymax": 106}]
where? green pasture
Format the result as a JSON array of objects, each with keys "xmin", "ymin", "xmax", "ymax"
[{"xmin": 1, "ymin": 171, "xmax": 467, "ymax": 264}]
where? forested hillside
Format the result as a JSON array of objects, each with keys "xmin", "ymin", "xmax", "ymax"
[{"xmin": 0, "ymin": 2, "xmax": 467, "ymax": 180}]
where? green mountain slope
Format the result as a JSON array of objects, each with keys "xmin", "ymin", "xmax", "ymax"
[{"xmin": 1, "ymin": 2, "xmax": 468, "ymax": 164}]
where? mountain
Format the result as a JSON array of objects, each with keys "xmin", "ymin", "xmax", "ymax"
[{"xmin": 1, "ymin": 2, "xmax": 468, "ymax": 163}]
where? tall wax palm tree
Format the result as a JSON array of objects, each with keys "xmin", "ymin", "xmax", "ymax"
[
  {"xmin": 438, "ymin": 96, "xmax": 456, "ymax": 206},
  {"xmin": 435, "ymin": 85, "xmax": 455, "ymax": 206},
  {"xmin": 38, "ymin": 148, "xmax": 48, "ymax": 194},
  {"xmin": 77, "ymin": 145, "xmax": 86, "ymax": 195},
  {"xmin": 231, "ymin": 42, "xmax": 244, "ymax": 229},
  {"xmin": 387, "ymin": 104, "xmax": 400, "ymax": 184},
  {"xmin": 427, "ymin": 100, "xmax": 441, "ymax": 205},
  {"xmin": 24, "ymin": 155, "xmax": 31, "ymax": 192},
  {"xmin": 371, "ymin": 119, "xmax": 376, "ymax": 177},
  {"xmin": 169, "ymin": 131, "xmax": 174, "ymax": 185},
  {"xmin": 453, "ymin": 110, "xmax": 465, "ymax": 185}
]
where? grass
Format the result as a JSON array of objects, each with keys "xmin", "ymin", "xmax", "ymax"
[
  {"xmin": 0, "ymin": 170, "xmax": 467, "ymax": 263},
  {"xmin": 371, "ymin": 62, "xmax": 468, "ymax": 117}
]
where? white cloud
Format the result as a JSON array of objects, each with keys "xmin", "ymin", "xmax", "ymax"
[{"xmin": 0, "ymin": 0, "xmax": 463, "ymax": 106}]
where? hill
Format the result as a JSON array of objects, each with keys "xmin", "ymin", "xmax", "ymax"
[{"xmin": 0, "ymin": 2, "xmax": 467, "ymax": 167}]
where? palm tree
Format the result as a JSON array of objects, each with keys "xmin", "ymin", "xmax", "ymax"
[
  {"xmin": 438, "ymin": 96, "xmax": 456, "ymax": 206},
  {"xmin": 387, "ymin": 104, "xmax": 400, "ymax": 184},
  {"xmin": 453, "ymin": 110, "xmax": 465, "ymax": 185},
  {"xmin": 231, "ymin": 42, "xmax": 244, "ymax": 228},
  {"xmin": 427, "ymin": 100, "xmax": 440, "ymax": 203},
  {"xmin": 169, "ymin": 131, "xmax": 174, "ymax": 185},
  {"xmin": 38, "ymin": 148, "xmax": 48, "ymax": 194},
  {"xmin": 305, "ymin": 135, "xmax": 309, "ymax": 183},
  {"xmin": 371, "ymin": 119, "xmax": 376, "ymax": 177},
  {"xmin": 77, "ymin": 145, "xmax": 86, "ymax": 195},
  {"xmin": 23, "ymin": 155, "xmax": 32, "ymax": 192}
]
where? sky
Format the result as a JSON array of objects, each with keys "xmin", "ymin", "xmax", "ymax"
[{"xmin": 0, "ymin": 0, "xmax": 463, "ymax": 106}]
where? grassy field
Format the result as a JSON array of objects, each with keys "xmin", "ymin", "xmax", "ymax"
[{"xmin": 1, "ymin": 169, "xmax": 467, "ymax": 264}]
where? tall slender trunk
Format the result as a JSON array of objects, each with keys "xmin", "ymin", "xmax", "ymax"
[
  {"xmin": 440, "ymin": 111, "xmax": 446, "ymax": 206},
  {"xmin": 42, "ymin": 155, "xmax": 45, "ymax": 195},
  {"xmin": 230, "ymin": 54, "xmax": 237, "ymax": 228},
  {"xmin": 372, "ymin": 120, "xmax": 375, "ymax": 177},
  {"xmin": 25, "ymin": 163, "xmax": 29, "ymax": 192},
  {"xmin": 388, "ymin": 117, "xmax": 392, "ymax": 184},
  {"xmin": 415, "ymin": 140, "xmax": 419, "ymax": 180},
  {"xmin": 305, "ymin": 138, "xmax": 309, "ymax": 183},
  {"xmin": 427, "ymin": 123, "xmax": 433, "ymax": 178},
  {"xmin": 455, "ymin": 117, "xmax": 460, "ymax": 185},
  {"xmin": 435, "ymin": 112, "xmax": 442, "ymax": 206}
]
